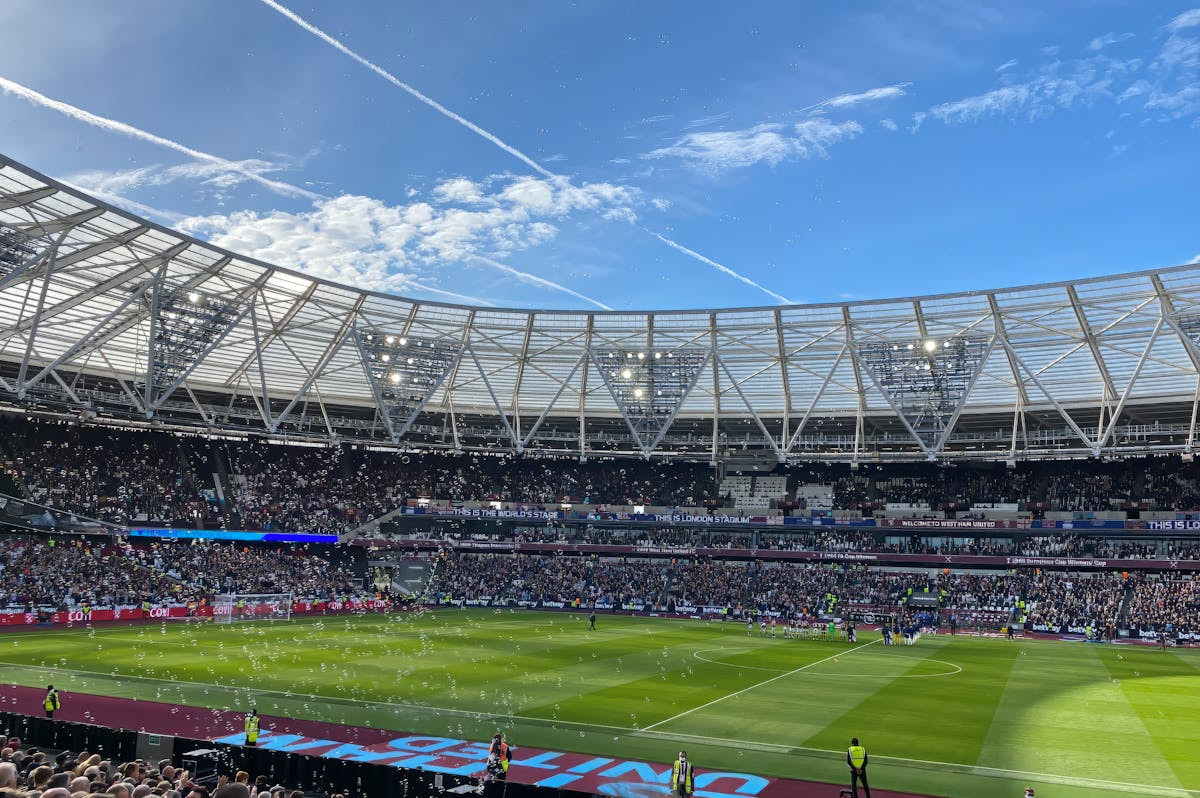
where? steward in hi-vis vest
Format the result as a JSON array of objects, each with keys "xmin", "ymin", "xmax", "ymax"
[
  {"xmin": 671, "ymin": 751, "xmax": 694, "ymax": 796},
  {"xmin": 847, "ymin": 737, "xmax": 870, "ymax": 797},
  {"xmin": 43, "ymin": 685, "xmax": 60, "ymax": 718},
  {"xmin": 244, "ymin": 709, "xmax": 260, "ymax": 746}
]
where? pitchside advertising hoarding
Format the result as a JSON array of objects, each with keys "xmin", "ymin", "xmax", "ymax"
[
  {"xmin": 210, "ymin": 728, "xmax": 787, "ymax": 797},
  {"xmin": 0, "ymin": 598, "xmax": 391, "ymax": 626}
]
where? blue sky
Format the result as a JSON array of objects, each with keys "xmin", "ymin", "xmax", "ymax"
[{"xmin": 1, "ymin": 1, "xmax": 1198, "ymax": 310}]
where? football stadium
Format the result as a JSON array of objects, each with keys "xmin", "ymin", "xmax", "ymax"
[{"xmin": 3, "ymin": 5, "xmax": 1200, "ymax": 798}]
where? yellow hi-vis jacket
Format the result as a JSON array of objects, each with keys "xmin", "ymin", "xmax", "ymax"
[
  {"xmin": 671, "ymin": 759, "xmax": 694, "ymax": 792},
  {"xmin": 848, "ymin": 745, "xmax": 867, "ymax": 771},
  {"xmin": 44, "ymin": 690, "xmax": 60, "ymax": 712},
  {"xmin": 244, "ymin": 714, "xmax": 260, "ymax": 743}
]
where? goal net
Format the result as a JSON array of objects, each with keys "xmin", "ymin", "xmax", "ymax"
[{"xmin": 212, "ymin": 593, "xmax": 294, "ymax": 624}]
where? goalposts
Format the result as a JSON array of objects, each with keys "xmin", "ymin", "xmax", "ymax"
[{"xmin": 212, "ymin": 593, "xmax": 294, "ymax": 624}]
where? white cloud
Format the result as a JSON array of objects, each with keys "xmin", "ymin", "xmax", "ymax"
[
  {"xmin": 823, "ymin": 82, "xmax": 911, "ymax": 108},
  {"xmin": 1158, "ymin": 11, "xmax": 1200, "ymax": 71},
  {"xmin": 1167, "ymin": 9, "xmax": 1200, "ymax": 33},
  {"xmin": 880, "ymin": 118, "xmax": 899, "ymax": 131},
  {"xmin": 927, "ymin": 74, "xmax": 1111, "ymax": 124},
  {"xmin": 175, "ymin": 174, "xmax": 637, "ymax": 307},
  {"xmin": 1191, "ymin": 252, "xmax": 1200, "ymax": 264},
  {"xmin": 645, "ymin": 118, "xmax": 862, "ymax": 172},
  {"xmin": 432, "ymin": 177, "xmax": 485, "ymax": 205},
  {"xmin": 995, "ymin": 59, "xmax": 1018, "ymax": 72},
  {"xmin": 1145, "ymin": 85, "xmax": 1200, "ymax": 118},
  {"xmin": 1088, "ymin": 32, "xmax": 1134, "ymax": 51},
  {"xmin": 920, "ymin": 23, "xmax": 1200, "ymax": 132},
  {"xmin": 68, "ymin": 158, "xmax": 300, "ymax": 206}
]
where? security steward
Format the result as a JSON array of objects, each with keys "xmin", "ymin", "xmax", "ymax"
[
  {"xmin": 244, "ymin": 708, "xmax": 260, "ymax": 747},
  {"xmin": 44, "ymin": 685, "xmax": 61, "ymax": 719},
  {"xmin": 671, "ymin": 750, "xmax": 694, "ymax": 797},
  {"xmin": 847, "ymin": 737, "xmax": 870, "ymax": 797},
  {"xmin": 486, "ymin": 733, "xmax": 511, "ymax": 781}
]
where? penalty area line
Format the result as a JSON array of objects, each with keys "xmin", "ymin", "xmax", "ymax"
[{"xmin": 643, "ymin": 638, "xmax": 880, "ymax": 731}]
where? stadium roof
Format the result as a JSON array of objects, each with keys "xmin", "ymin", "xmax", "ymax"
[{"xmin": 3, "ymin": 152, "xmax": 1200, "ymax": 464}]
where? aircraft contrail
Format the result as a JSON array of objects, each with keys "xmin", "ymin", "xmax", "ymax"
[
  {"xmin": 404, "ymin": 280, "xmax": 496, "ymax": 307},
  {"xmin": 471, "ymin": 256, "xmax": 613, "ymax": 310},
  {"xmin": 0, "ymin": 76, "xmax": 322, "ymax": 202},
  {"xmin": 652, "ymin": 233, "xmax": 794, "ymax": 305},
  {"xmin": 258, "ymin": 0, "xmax": 555, "ymax": 181},
  {"xmin": 258, "ymin": 1, "xmax": 793, "ymax": 305}
]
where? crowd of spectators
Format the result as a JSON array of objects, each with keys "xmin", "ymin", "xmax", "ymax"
[
  {"xmin": 0, "ymin": 419, "xmax": 218, "ymax": 527},
  {"xmin": 0, "ymin": 537, "xmax": 363, "ymax": 611},
  {"xmin": 13, "ymin": 418, "xmax": 1200, "ymax": 536},
  {"xmin": 0, "ymin": 737, "xmax": 314, "ymax": 798},
  {"xmin": 1126, "ymin": 576, "xmax": 1200, "ymax": 635},
  {"xmin": 426, "ymin": 551, "xmax": 1136, "ymax": 631}
]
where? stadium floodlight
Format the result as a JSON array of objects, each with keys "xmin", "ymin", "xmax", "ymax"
[
  {"xmin": 0, "ymin": 224, "xmax": 43, "ymax": 282},
  {"xmin": 354, "ymin": 328, "xmax": 461, "ymax": 442},
  {"xmin": 857, "ymin": 336, "xmax": 991, "ymax": 450},
  {"xmin": 1175, "ymin": 314, "xmax": 1200, "ymax": 351},
  {"xmin": 145, "ymin": 285, "xmax": 248, "ymax": 413},
  {"xmin": 592, "ymin": 346, "xmax": 709, "ymax": 455}
]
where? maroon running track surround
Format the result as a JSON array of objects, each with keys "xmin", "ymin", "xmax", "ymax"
[{"xmin": 0, "ymin": 684, "xmax": 932, "ymax": 798}]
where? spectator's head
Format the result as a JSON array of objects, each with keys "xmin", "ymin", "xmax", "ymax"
[
  {"xmin": 132, "ymin": 784, "xmax": 152, "ymax": 798},
  {"xmin": 42, "ymin": 788, "xmax": 72, "ymax": 798},
  {"xmin": 234, "ymin": 772, "xmax": 249, "ymax": 785},
  {"xmin": 109, "ymin": 782, "xmax": 132, "ymax": 798},
  {"xmin": 212, "ymin": 783, "xmax": 249, "ymax": 798},
  {"xmin": 50, "ymin": 772, "xmax": 72, "ymax": 789},
  {"xmin": 70, "ymin": 775, "xmax": 91, "ymax": 794},
  {"xmin": 32, "ymin": 764, "xmax": 56, "ymax": 787},
  {"xmin": 0, "ymin": 761, "xmax": 17, "ymax": 788}
]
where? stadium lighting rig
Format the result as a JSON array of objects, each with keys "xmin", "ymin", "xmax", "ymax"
[
  {"xmin": 856, "ymin": 336, "xmax": 991, "ymax": 449},
  {"xmin": 0, "ymin": 224, "xmax": 41, "ymax": 281},
  {"xmin": 355, "ymin": 329, "xmax": 461, "ymax": 442},
  {"xmin": 147, "ymin": 287, "xmax": 244, "ymax": 407},
  {"xmin": 593, "ymin": 348, "xmax": 708, "ymax": 455}
]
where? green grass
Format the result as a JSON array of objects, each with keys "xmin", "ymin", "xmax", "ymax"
[{"xmin": 2, "ymin": 610, "xmax": 1199, "ymax": 798}]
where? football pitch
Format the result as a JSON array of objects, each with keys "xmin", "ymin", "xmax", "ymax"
[{"xmin": 2, "ymin": 610, "xmax": 1199, "ymax": 798}]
